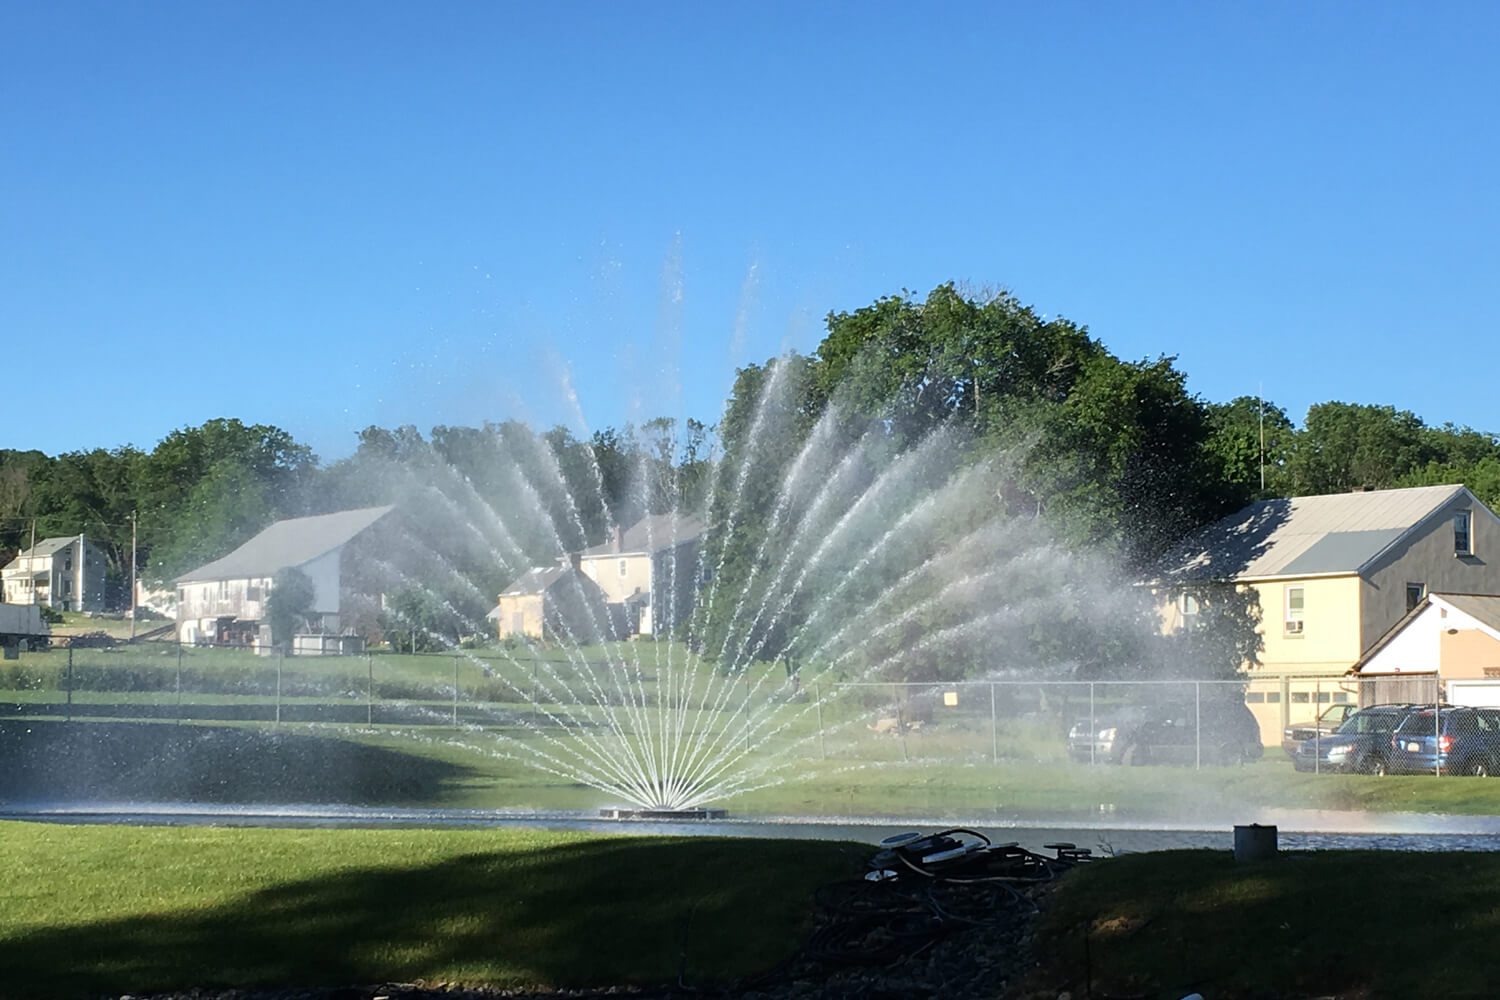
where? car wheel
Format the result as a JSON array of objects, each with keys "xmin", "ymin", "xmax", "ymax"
[{"xmin": 1360, "ymin": 756, "xmax": 1388, "ymax": 776}]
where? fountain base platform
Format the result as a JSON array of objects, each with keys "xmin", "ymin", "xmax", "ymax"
[{"xmin": 599, "ymin": 807, "xmax": 728, "ymax": 821}]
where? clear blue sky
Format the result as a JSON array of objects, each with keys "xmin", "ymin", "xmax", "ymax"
[{"xmin": 4, "ymin": 1, "xmax": 1497, "ymax": 460}]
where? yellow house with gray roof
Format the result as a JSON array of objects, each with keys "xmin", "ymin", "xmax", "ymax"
[{"xmin": 1153, "ymin": 484, "xmax": 1500, "ymax": 739}]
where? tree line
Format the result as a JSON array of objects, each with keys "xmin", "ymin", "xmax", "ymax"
[{"xmin": 3, "ymin": 282, "xmax": 1497, "ymax": 658}]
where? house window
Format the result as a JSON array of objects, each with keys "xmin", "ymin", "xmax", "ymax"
[
  {"xmin": 1455, "ymin": 511, "xmax": 1473, "ymax": 555},
  {"xmin": 1291, "ymin": 692, "xmax": 1310, "ymax": 704},
  {"xmin": 1284, "ymin": 586, "xmax": 1305, "ymax": 636},
  {"xmin": 1177, "ymin": 593, "xmax": 1199, "ymax": 632},
  {"xmin": 64, "ymin": 557, "xmax": 72, "ymax": 571},
  {"xmin": 1266, "ymin": 692, "xmax": 1281, "ymax": 703},
  {"xmin": 1406, "ymin": 583, "xmax": 1426, "ymax": 613},
  {"xmin": 618, "ymin": 559, "xmax": 628, "ymax": 577},
  {"xmin": 1333, "ymin": 692, "xmax": 1350, "ymax": 703},
  {"xmin": 1245, "ymin": 692, "xmax": 1265, "ymax": 703}
]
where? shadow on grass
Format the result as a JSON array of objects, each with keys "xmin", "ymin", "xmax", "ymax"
[
  {"xmin": 0, "ymin": 835, "xmax": 868, "ymax": 999},
  {"xmin": 0, "ymin": 720, "xmax": 478, "ymax": 805}
]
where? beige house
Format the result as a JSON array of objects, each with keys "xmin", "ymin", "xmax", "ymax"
[
  {"xmin": 1153, "ymin": 484, "xmax": 1500, "ymax": 741},
  {"xmin": 175, "ymin": 506, "xmax": 393, "ymax": 646},
  {"xmin": 1, "ymin": 535, "xmax": 107, "ymax": 612},
  {"xmin": 491, "ymin": 563, "xmax": 610, "ymax": 643},
  {"xmin": 1351, "ymin": 593, "xmax": 1500, "ymax": 706},
  {"xmin": 577, "ymin": 514, "xmax": 706, "ymax": 637}
]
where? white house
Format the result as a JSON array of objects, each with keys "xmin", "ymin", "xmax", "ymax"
[
  {"xmin": 174, "ymin": 506, "xmax": 393, "ymax": 646},
  {"xmin": 1, "ymin": 535, "xmax": 107, "ymax": 612}
]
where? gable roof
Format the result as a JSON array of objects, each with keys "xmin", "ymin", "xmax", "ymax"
[
  {"xmin": 498, "ymin": 565, "xmax": 605, "ymax": 598},
  {"xmin": 501, "ymin": 566, "xmax": 569, "ymax": 596},
  {"xmin": 1436, "ymin": 593, "xmax": 1500, "ymax": 634},
  {"xmin": 1153, "ymin": 484, "xmax": 1472, "ymax": 583},
  {"xmin": 1352, "ymin": 592, "xmax": 1500, "ymax": 673},
  {"xmin": 581, "ymin": 513, "xmax": 707, "ymax": 557},
  {"xmin": 175, "ymin": 506, "xmax": 393, "ymax": 583},
  {"xmin": 2, "ymin": 536, "xmax": 78, "ymax": 570}
]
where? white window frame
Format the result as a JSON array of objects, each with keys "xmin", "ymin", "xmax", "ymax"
[
  {"xmin": 1455, "ymin": 510, "xmax": 1473, "ymax": 556},
  {"xmin": 1284, "ymin": 585, "xmax": 1305, "ymax": 636}
]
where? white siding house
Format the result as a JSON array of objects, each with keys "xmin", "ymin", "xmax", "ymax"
[
  {"xmin": 1, "ymin": 535, "xmax": 108, "ymax": 612},
  {"xmin": 175, "ymin": 506, "xmax": 393, "ymax": 647}
]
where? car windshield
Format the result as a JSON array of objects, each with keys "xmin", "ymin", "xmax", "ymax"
[
  {"xmin": 1336, "ymin": 711, "xmax": 1404, "ymax": 735},
  {"xmin": 1394, "ymin": 711, "xmax": 1455, "ymax": 734}
]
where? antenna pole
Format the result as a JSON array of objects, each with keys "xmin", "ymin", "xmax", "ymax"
[{"xmin": 1259, "ymin": 383, "xmax": 1266, "ymax": 493}]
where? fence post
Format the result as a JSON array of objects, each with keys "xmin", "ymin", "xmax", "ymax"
[
  {"xmin": 1436, "ymin": 681, "xmax": 1442, "ymax": 778},
  {"xmin": 367, "ymin": 653, "xmax": 374, "ymax": 726},
  {"xmin": 1089, "ymin": 682, "xmax": 1096, "ymax": 766},
  {"xmin": 453, "ymin": 654, "xmax": 460, "ymax": 728},
  {"xmin": 1314, "ymin": 678, "xmax": 1321, "ymax": 775},
  {"xmin": 990, "ymin": 683, "xmax": 998, "ymax": 765},
  {"xmin": 1194, "ymin": 681, "xmax": 1201, "ymax": 770},
  {"xmin": 815, "ymin": 682, "xmax": 826, "ymax": 759},
  {"xmin": 275, "ymin": 648, "xmax": 282, "ymax": 726},
  {"xmin": 894, "ymin": 683, "xmax": 908, "ymax": 762},
  {"xmin": 66, "ymin": 645, "xmax": 73, "ymax": 722}
]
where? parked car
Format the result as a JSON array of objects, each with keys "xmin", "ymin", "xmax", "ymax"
[
  {"xmin": 1291, "ymin": 704, "xmax": 1421, "ymax": 774},
  {"xmin": 1386, "ymin": 706, "xmax": 1500, "ymax": 776},
  {"xmin": 1068, "ymin": 700, "xmax": 1263, "ymax": 766},
  {"xmin": 1281, "ymin": 703, "xmax": 1359, "ymax": 755}
]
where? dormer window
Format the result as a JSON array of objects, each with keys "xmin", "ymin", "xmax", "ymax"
[{"xmin": 1455, "ymin": 511, "xmax": 1473, "ymax": 556}]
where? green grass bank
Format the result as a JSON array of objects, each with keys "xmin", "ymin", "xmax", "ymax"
[
  {"xmin": 0, "ymin": 822, "xmax": 870, "ymax": 999},
  {"xmin": 1031, "ymin": 848, "xmax": 1500, "ymax": 999}
]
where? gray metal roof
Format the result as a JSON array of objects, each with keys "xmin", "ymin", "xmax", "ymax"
[
  {"xmin": 2, "ymin": 536, "xmax": 78, "ymax": 570},
  {"xmin": 175, "ymin": 506, "xmax": 393, "ymax": 583},
  {"xmin": 581, "ymin": 513, "xmax": 707, "ymax": 557},
  {"xmin": 500, "ymin": 566, "xmax": 568, "ymax": 596},
  {"xmin": 1154, "ymin": 484, "xmax": 1469, "ymax": 582}
]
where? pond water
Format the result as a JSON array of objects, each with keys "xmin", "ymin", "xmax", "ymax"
[{"xmin": 7, "ymin": 802, "xmax": 1500, "ymax": 853}]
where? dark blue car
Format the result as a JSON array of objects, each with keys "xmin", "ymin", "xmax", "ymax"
[
  {"xmin": 1292, "ymin": 704, "xmax": 1420, "ymax": 775},
  {"xmin": 1386, "ymin": 706, "xmax": 1500, "ymax": 776}
]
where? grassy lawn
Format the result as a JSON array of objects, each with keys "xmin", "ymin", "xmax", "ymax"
[
  {"xmin": 0, "ymin": 822, "xmax": 871, "ymax": 999},
  {"xmin": 1029, "ymin": 848, "xmax": 1500, "ymax": 999}
]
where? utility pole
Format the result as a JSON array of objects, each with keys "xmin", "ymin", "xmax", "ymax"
[
  {"xmin": 27, "ymin": 518, "xmax": 36, "ymax": 606},
  {"xmin": 130, "ymin": 510, "xmax": 138, "ymax": 639}
]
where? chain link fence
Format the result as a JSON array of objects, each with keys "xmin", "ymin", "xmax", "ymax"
[{"xmin": 0, "ymin": 640, "xmax": 1466, "ymax": 774}]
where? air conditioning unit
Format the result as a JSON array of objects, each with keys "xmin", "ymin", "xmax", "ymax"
[{"xmin": 1285, "ymin": 619, "xmax": 1304, "ymax": 635}]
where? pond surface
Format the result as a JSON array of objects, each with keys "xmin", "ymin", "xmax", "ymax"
[{"xmin": 7, "ymin": 802, "xmax": 1500, "ymax": 852}]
